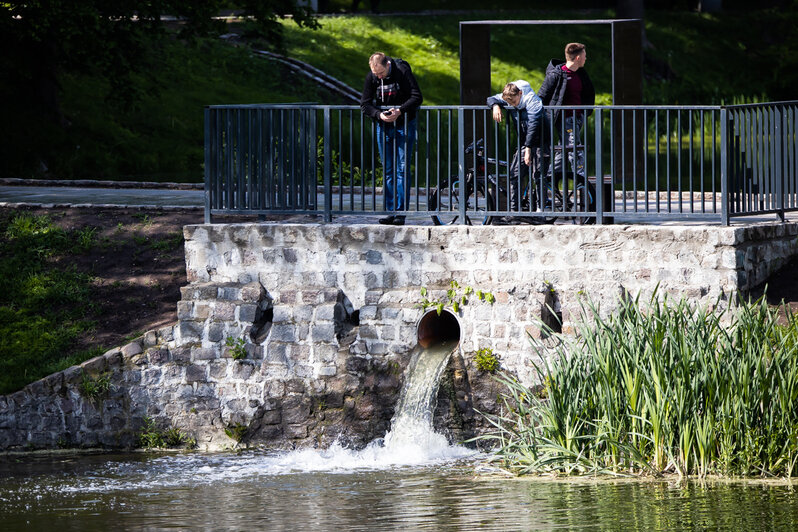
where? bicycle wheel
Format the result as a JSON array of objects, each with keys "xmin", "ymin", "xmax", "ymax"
[
  {"xmin": 429, "ymin": 175, "xmax": 493, "ymax": 226},
  {"xmin": 566, "ymin": 181, "xmax": 597, "ymax": 225}
]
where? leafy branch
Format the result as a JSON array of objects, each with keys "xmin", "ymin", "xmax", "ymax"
[{"xmin": 419, "ymin": 280, "xmax": 495, "ymax": 315}]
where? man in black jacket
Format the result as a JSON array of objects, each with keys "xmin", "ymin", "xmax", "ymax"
[
  {"xmin": 361, "ymin": 52, "xmax": 423, "ymax": 225},
  {"xmin": 538, "ymin": 42, "xmax": 595, "ymax": 181}
]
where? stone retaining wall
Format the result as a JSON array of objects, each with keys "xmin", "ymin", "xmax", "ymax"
[{"xmin": 2, "ymin": 222, "xmax": 797, "ymax": 452}]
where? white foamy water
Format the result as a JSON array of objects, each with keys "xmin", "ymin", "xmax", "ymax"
[{"xmin": 35, "ymin": 339, "xmax": 475, "ymax": 494}]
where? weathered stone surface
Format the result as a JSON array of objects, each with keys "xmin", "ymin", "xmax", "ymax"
[
  {"xmin": 178, "ymin": 321, "xmax": 203, "ymax": 343},
  {"xmin": 121, "ymin": 342, "xmax": 143, "ymax": 358},
  {"xmin": 207, "ymin": 322, "xmax": 225, "ymax": 343},
  {"xmin": 238, "ymin": 303, "xmax": 259, "ymax": 323},
  {"xmin": 3, "ymin": 222, "xmax": 798, "ymax": 453},
  {"xmin": 171, "ymin": 346, "xmax": 191, "ymax": 363},
  {"xmin": 80, "ymin": 355, "xmax": 108, "ymax": 374},
  {"xmin": 185, "ymin": 365, "xmax": 207, "ymax": 383},
  {"xmin": 192, "ymin": 347, "xmax": 218, "ymax": 361},
  {"xmin": 148, "ymin": 348, "xmax": 170, "ymax": 365},
  {"xmin": 232, "ymin": 362, "xmax": 255, "ymax": 380}
]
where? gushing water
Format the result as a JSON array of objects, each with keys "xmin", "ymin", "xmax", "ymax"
[
  {"xmin": 265, "ymin": 338, "xmax": 475, "ymax": 471},
  {"xmin": 55, "ymin": 339, "xmax": 470, "ymax": 493},
  {"xmin": 382, "ymin": 339, "xmax": 460, "ymax": 454},
  {"xmin": 1, "ymin": 339, "xmax": 473, "ymax": 500}
]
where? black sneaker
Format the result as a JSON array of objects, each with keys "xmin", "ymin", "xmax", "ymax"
[
  {"xmin": 391, "ymin": 215, "xmax": 406, "ymax": 226},
  {"xmin": 378, "ymin": 215, "xmax": 395, "ymax": 225}
]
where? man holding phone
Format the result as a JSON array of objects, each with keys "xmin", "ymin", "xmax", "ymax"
[{"xmin": 361, "ymin": 52, "xmax": 423, "ymax": 225}]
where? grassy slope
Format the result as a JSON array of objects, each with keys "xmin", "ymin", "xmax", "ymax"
[
  {"xmin": 279, "ymin": 10, "xmax": 616, "ymax": 105},
  {"xmin": 280, "ymin": 8, "xmax": 797, "ymax": 106},
  {"xmin": 26, "ymin": 38, "xmax": 343, "ymax": 182},
  {"xmin": 0, "ymin": 213, "xmax": 101, "ymax": 394},
  {"xmin": 5, "ymin": 8, "xmax": 797, "ymax": 181}
]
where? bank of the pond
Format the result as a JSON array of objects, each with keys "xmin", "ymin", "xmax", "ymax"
[
  {"xmin": 481, "ymin": 295, "xmax": 798, "ymax": 479},
  {"xmin": 2, "ymin": 205, "xmax": 798, "ymax": 394},
  {"xmin": 2, "ymin": 204, "xmax": 792, "ymax": 462}
]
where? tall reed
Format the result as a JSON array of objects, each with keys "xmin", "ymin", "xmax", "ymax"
[{"xmin": 478, "ymin": 293, "xmax": 798, "ymax": 478}]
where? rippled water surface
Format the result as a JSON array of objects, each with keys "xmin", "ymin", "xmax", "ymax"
[
  {"xmin": 3, "ymin": 342, "xmax": 797, "ymax": 529},
  {"xmin": 1, "ymin": 449, "xmax": 797, "ymax": 531}
]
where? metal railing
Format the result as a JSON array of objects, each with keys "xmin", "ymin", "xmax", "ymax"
[{"xmin": 204, "ymin": 101, "xmax": 798, "ymax": 225}]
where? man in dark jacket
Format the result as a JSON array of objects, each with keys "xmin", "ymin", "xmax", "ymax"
[
  {"xmin": 538, "ymin": 42, "xmax": 595, "ymax": 181},
  {"xmin": 361, "ymin": 52, "xmax": 423, "ymax": 225}
]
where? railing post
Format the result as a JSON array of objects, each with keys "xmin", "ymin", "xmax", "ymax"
[
  {"xmin": 458, "ymin": 107, "xmax": 467, "ymax": 224},
  {"xmin": 720, "ymin": 108, "xmax": 730, "ymax": 226},
  {"xmin": 323, "ymin": 107, "xmax": 332, "ymax": 223},
  {"xmin": 775, "ymin": 105, "xmax": 785, "ymax": 221},
  {"xmin": 594, "ymin": 108, "xmax": 604, "ymax": 224},
  {"xmin": 204, "ymin": 107, "xmax": 212, "ymax": 224}
]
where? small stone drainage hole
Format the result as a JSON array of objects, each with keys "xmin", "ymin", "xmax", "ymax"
[
  {"xmin": 250, "ymin": 303, "xmax": 274, "ymax": 344},
  {"xmin": 335, "ymin": 292, "xmax": 359, "ymax": 342}
]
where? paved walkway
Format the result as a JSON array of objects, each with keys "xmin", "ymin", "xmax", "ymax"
[
  {"xmin": 2, "ymin": 182, "xmax": 795, "ymax": 227},
  {"xmin": 0, "ymin": 185, "xmax": 204, "ymax": 208}
]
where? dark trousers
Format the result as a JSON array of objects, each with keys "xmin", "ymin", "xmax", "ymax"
[{"xmin": 508, "ymin": 149, "xmax": 538, "ymax": 212}]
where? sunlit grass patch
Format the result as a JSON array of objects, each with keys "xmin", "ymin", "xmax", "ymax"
[{"xmin": 0, "ymin": 213, "xmax": 100, "ymax": 394}]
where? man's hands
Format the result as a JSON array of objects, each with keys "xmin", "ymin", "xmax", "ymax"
[
  {"xmin": 523, "ymin": 147, "xmax": 532, "ymax": 166},
  {"xmin": 492, "ymin": 104, "xmax": 503, "ymax": 123},
  {"xmin": 380, "ymin": 108, "xmax": 401, "ymax": 123}
]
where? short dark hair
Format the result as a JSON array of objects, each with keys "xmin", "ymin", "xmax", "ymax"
[{"xmin": 565, "ymin": 42, "xmax": 586, "ymax": 61}]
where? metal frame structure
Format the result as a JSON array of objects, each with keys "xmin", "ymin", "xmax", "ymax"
[
  {"xmin": 204, "ymin": 102, "xmax": 798, "ymax": 226},
  {"xmin": 459, "ymin": 19, "xmax": 643, "ymax": 107}
]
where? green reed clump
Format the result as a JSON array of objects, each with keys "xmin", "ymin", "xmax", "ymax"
[
  {"xmin": 479, "ymin": 294, "xmax": 798, "ymax": 478},
  {"xmin": 137, "ymin": 416, "xmax": 196, "ymax": 449}
]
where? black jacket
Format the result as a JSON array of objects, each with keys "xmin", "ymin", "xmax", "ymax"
[
  {"xmin": 360, "ymin": 58, "xmax": 423, "ymax": 127},
  {"xmin": 538, "ymin": 59, "xmax": 595, "ymax": 125}
]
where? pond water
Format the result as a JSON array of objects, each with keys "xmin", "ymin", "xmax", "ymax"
[
  {"xmin": 3, "ymin": 340, "xmax": 797, "ymax": 530},
  {"xmin": 1, "ymin": 448, "xmax": 797, "ymax": 531}
]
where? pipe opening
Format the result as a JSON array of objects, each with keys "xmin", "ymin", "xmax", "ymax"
[{"xmin": 417, "ymin": 309, "xmax": 461, "ymax": 348}]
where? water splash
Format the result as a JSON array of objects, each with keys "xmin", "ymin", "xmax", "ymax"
[
  {"xmin": 382, "ymin": 340, "xmax": 461, "ymax": 456},
  {"xmin": 17, "ymin": 338, "xmax": 474, "ymax": 495}
]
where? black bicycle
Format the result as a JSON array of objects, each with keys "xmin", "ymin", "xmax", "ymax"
[
  {"xmin": 427, "ymin": 139, "xmax": 499, "ymax": 226},
  {"xmin": 428, "ymin": 139, "xmax": 596, "ymax": 225}
]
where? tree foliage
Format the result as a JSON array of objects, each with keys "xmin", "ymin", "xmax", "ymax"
[{"xmin": 0, "ymin": 1, "xmax": 317, "ymax": 176}]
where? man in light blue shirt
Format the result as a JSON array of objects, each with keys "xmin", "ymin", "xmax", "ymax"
[{"xmin": 487, "ymin": 81, "xmax": 544, "ymax": 216}]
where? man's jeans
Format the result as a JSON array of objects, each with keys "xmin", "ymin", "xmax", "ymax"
[
  {"xmin": 377, "ymin": 119, "xmax": 416, "ymax": 212},
  {"xmin": 552, "ymin": 114, "xmax": 585, "ymax": 179}
]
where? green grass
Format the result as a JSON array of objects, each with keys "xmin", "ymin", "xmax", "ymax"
[
  {"xmin": 5, "ymin": 36, "xmax": 339, "ymax": 182},
  {"xmin": 478, "ymin": 293, "xmax": 798, "ymax": 479},
  {"xmin": 280, "ymin": 8, "xmax": 798, "ymax": 106},
  {"xmin": 138, "ymin": 416, "xmax": 196, "ymax": 449},
  {"xmin": 0, "ymin": 213, "xmax": 101, "ymax": 394},
  {"xmin": 4, "ymin": 8, "xmax": 796, "ymax": 180},
  {"xmin": 279, "ymin": 10, "xmax": 616, "ymax": 106}
]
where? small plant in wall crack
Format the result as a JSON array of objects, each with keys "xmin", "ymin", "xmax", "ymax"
[
  {"xmin": 225, "ymin": 336, "xmax": 247, "ymax": 360},
  {"xmin": 225, "ymin": 422, "xmax": 248, "ymax": 443},
  {"xmin": 475, "ymin": 347, "xmax": 500, "ymax": 373},
  {"xmin": 419, "ymin": 280, "xmax": 495, "ymax": 315},
  {"xmin": 79, "ymin": 371, "xmax": 114, "ymax": 402},
  {"xmin": 137, "ymin": 416, "xmax": 196, "ymax": 449}
]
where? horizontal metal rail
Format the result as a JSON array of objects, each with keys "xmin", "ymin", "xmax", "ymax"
[{"xmin": 203, "ymin": 102, "xmax": 798, "ymax": 225}]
